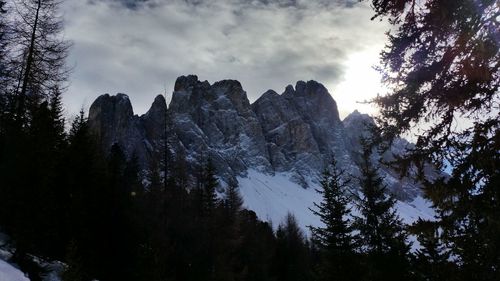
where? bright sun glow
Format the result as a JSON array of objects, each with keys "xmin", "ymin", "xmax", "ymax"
[{"xmin": 331, "ymin": 48, "xmax": 387, "ymax": 119}]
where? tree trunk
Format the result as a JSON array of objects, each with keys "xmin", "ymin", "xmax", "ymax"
[{"xmin": 17, "ymin": 0, "xmax": 42, "ymax": 120}]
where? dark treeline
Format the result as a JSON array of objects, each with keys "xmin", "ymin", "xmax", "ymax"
[
  {"xmin": 0, "ymin": 91, "xmax": 460, "ymax": 281},
  {"xmin": 0, "ymin": 92, "xmax": 469, "ymax": 281},
  {"xmin": 1, "ymin": 0, "xmax": 498, "ymax": 280}
]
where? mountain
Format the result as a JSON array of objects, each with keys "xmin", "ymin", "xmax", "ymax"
[{"xmin": 88, "ymin": 75, "xmax": 436, "ymax": 229}]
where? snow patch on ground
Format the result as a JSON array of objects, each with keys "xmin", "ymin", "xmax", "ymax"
[
  {"xmin": 0, "ymin": 259, "xmax": 30, "ymax": 281},
  {"xmin": 238, "ymin": 169, "xmax": 435, "ymax": 235}
]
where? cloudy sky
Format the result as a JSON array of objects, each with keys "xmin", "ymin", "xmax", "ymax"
[{"xmin": 62, "ymin": 0, "xmax": 389, "ymax": 118}]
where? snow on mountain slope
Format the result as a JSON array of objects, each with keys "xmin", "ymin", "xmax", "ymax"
[
  {"xmin": 238, "ymin": 169, "xmax": 435, "ymax": 234},
  {"xmin": 238, "ymin": 169, "xmax": 322, "ymax": 231},
  {"xmin": 0, "ymin": 260, "xmax": 29, "ymax": 281}
]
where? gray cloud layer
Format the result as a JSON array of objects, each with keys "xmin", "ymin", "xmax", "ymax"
[{"xmin": 62, "ymin": 0, "xmax": 388, "ymax": 117}]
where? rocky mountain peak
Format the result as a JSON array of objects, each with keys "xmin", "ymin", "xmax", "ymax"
[
  {"xmin": 89, "ymin": 93, "xmax": 134, "ymax": 121},
  {"xmin": 342, "ymin": 110, "xmax": 375, "ymax": 131},
  {"xmin": 141, "ymin": 95, "xmax": 167, "ymax": 144},
  {"xmin": 293, "ymin": 80, "xmax": 329, "ymax": 97},
  {"xmin": 212, "ymin": 79, "xmax": 243, "ymax": 90},
  {"xmin": 212, "ymin": 79, "xmax": 251, "ymax": 115},
  {"xmin": 284, "ymin": 84, "xmax": 295, "ymax": 95},
  {"xmin": 170, "ymin": 76, "xmax": 207, "ymax": 114},
  {"xmin": 170, "ymin": 76, "xmax": 253, "ymax": 119},
  {"xmin": 261, "ymin": 89, "xmax": 280, "ymax": 99},
  {"xmin": 282, "ymin": 80, "xmax": 341, "ymax": 127},
  {"xmin": 284, "ymin": 80, "xmax": 329, "ymax": 99},
  {"xmin": 173, "ymin": 74, "xmax": 201, "ymax": 92},
  {"xmin": 145, "ymin": 94, "xmax": 167, "ymax": 117},
  {"xmin": 88, "ymin": 93, "xmax": 134, "ymax": 141},
  {"xmin": 88, "ymin": 93, "xmax": 146, "ymax": 162}
]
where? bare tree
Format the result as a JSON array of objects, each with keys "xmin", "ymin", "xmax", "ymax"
[
  {"xmin": 0, "ymin": 1, "xmax": 10, "ymax": 92},
  {"xmin": 9, "ymin": 0, "xmax": 71, "ymax": 119}
]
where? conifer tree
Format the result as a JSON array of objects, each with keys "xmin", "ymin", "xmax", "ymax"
[
  {"xmin": 139, "ymin": 159, "xmax": 170, "ymax": 280},
  {"xmin": 236, "ymin": 210, "xmax": 276, "ymax": 281},
  {"xmin": 48, "ymin": 87, "xmax": 66, "ymax": 146},
  {"xmin": 353, "ymin": 140, "xmax": 411, "ymax": 281},
  {"xmin": 171, "ymin": 150, "xmax": 189, "ymax": 189},
  {"xmin": 412, "ymin": 218, "xmax": 455, "ymax": 281},
  {"xmin": 107, "ymin": 143, "xmax": 126, "ymax": 184},
  {"xmin": 190, "ymin": 158, "xmax": 220, "ymax": 280},
  {"xmin": 124, "ymin": 153, "xmax": 143, "ymax": 197},
  {"xmin": 63, "ymin": 109, "xmax": 110, "ymax": 280},
  {"xmin": 224, "ymin": 181, "xmax": 244, "ymax": 223},
  {"xmin": 102, "ymin": 143, "xmax": 141, "ymax": 281},
  {"xmin": 216, "ymin": 181, "xmax": 245, "ymax": 280},
  {"xmin": 273, "ymin": 213, "xmax": 311, "ymax": 281},
  {"xmin": 26, "ymin": 97, "xmax": 68, "ymax": 258},
  {"xmin": 430, "ymin": 169, "xmax": 500, "ymax": 281},
  {"xmin": 309, "ymin": 158, "xmax": 357, "ymax": 281},
  {"xmin": 368, "ymin": 1, "xmax": 499, "ymax": 279},
  {"xmin": 200, "ymin": 158, "xmax": 219, "ymax": 217}
]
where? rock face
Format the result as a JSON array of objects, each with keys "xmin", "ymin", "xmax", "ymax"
[
  {"xmin": 169, "ymin": 75, "xmax": 271, "ymax": 182},
  {"xmin": 88, "ymin": 75, "xmax": 425, "ymax": 200},
  {"xmin": 88, "ymin": 93, "xmax": 167, "ymax": 167},
  {"xmin": 88, "ymin": 93, "xmax": 143, "ymax": 159},
  {"xmin": 252, "ymin": 81, "xmax": 351, "ymax": 186}
]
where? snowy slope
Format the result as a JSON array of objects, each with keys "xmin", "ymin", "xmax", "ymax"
[
  {"xmin": 0, "ymin": 260, "xmax": 29, "ymax": 281},
  {"xmin": 238, "ymin": 169, "xmax": 323, "ymax": 231},
  {"xmin": 238, "ymin": 169, "xmax": 435, "ymax": 234}
]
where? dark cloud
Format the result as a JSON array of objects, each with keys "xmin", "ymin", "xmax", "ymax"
[
  {"xmin": 104, "ymin": 0, "xmax": 359, "ymax": 9},
  {"xmin": 97, "ymin": 0, "xmax": 148, "ymax": 9},
  {"xmin": 62, "ymin": 0, "xmax": 388, "ymax": 116}
]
